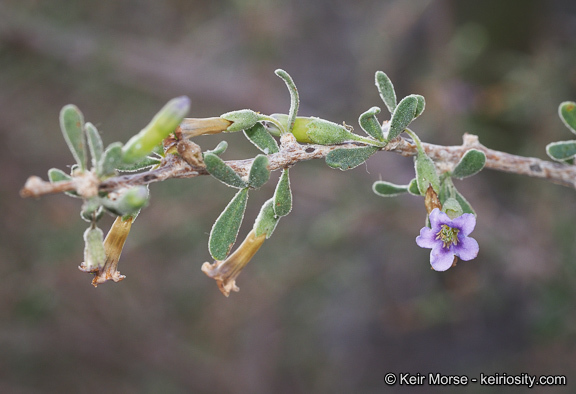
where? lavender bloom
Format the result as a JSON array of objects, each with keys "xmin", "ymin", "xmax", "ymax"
[{"xmin": 416, "ymin": 208, "xmax": 479, "ymax": 271}]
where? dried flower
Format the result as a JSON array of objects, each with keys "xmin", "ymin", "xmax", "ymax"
[
  {"xmin": 416, "ymin": 208, "xmax": 479, "ymax": 271},
  {"xmin": 202, "ymin": 229, "xmax": 266, "ymax": 297},
  {"xmin": 91, "ymin": 216, "xmax": 133, "ymax": 286}
]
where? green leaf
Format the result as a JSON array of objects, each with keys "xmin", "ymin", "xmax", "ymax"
[
  {"xmin": 248, "ymin": 155, "xmax": 270, "ymax": 189},
  {"xmin": 122, "ymin": 96, "xmax": 190, "ymax": 163},
  {"xmin": 116, "ymin": 156, "xmax": 161, "ymax": 172},
  {"xmin": 559, "ymin": 101, "xmax": 576, "ymax": 134},
  {"xmin": 204, "ymin": 152, "xmax": 247, "ymax": 189},
  {"xmin": 275, "ymin": 69, "xmax": 300, "ymax": 134},
  {"xmin": 209, "ymin": 188, "xmax": 249, "ymax": 260},
  {"xmin": 85, "ymin": 122, "xmax": 103, "ymax": 169},
  {"xmin": 48, "ymin": 168, "xmax": 79, "ymax": 198},
  {"xmin": 452, "ymin": 149, "xmax": 486, "ymax": 179},
  {"xmin": 439, "ymin": 179, "xmax": 475, "ymax": 215},
  {"xmin": 414, "ymin": 152, "xmax": 440, "ymax": 195},
  {"xmin": 388, "ymin": 95, "xmax": 418, "ymax": 141},
  {"xmin": 442, "ymin": 197, "xmax": 463, "ymax": 219},
  {"xmin": 244, "ymin": 123, "xmax": 279, "ymax": 154},
  {"xmin": 326, "ymin": 146, "xmax": 378, "ymax": 171},
  {"xmin": 254, "ymin": 198, "xmax": 280, "ymax": 239},
  {"xmin": 375, "ymin": 71, "xmax": 397, "ymax": 114},
  {"xmin": 101, "ymin": 186, "xmax": 149, "ymax": 216},
  {"xmin": 274, "ymin": 168, "xmax": 292, "ymax": 217},
  {"xmin": 220, "ymin": 109, "xmax": 260, "ymax": 132},
  {"xmin": 60, "ymin": 104, "xmax": 87, "ymax": 171},
  {"xmin": 454, "ymin": 189, "xmax": 475, "ymax": 215},
  {"xmin": 359, "ymin": 107, "xmax": 385, "ymax": 141},
  {"xmin": 546, "ymin": 140, "xmax": 576, "ymax": 161},
  {"xmin": 414, "ymin": 95, "xmax": 426, "ymax": 118},
  {"xmin": 372, "ymin": 181, "xmax": 408, "ymax": 197},
  {"xmin": 98, "ymin": 142, "xmax": 124, "ymax": 178},
  {"xmin": 206, "ymin": 141, "xmax": 228, "ymax": 156},
  {"xmin": 407, "ymin": 178, "xmax": 421, "ymax": 196}
]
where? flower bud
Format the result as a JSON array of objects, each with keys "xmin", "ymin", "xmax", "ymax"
[
  {"xmin": 79, "ymin": 226, "xmax": 106, "ymax": 273},
  {"xmin": 122, "ymin": 96, "xmax": 190, "ymax": 163},
  {"xmin": 101, "ymin": 186, "xmax": 149, "ymax": 216}
]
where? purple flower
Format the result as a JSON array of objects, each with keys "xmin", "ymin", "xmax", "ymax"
[{"xmin": 416, "ymin": 208, "xmax": 479, "ymax": 271}]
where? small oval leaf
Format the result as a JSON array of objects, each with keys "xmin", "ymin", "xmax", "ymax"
[
  {"xmin": 452, "ymin": 149, "xmax": 486, "ymax": 179},
  {"xmin": 274, "ymin": 168, "xmax": 292, "ymax": 217},
  {"xmin": 388, "ymin": 95, "xmax": 418, "ymax": 141},
  {"xmin": 209, "ymin": 188, "xmax": 249, "ymax": 260},
  {"xmin": 254, "ymin": 198, "xmax": 280, "ymax": 239},
  {"xmin": 559, "ymin": 101, "xmax": 576, "ymax": 134},
  {"xmin": 85, "ymin": 122, "xmax": 103, "ymax": 169},
  {"xmin": 98, "ymin": 142, "xmax": 124, "ymax": 178},
  {"xmin": 248, "ymin": 155, "xmax": 270, "ymax": 189},
  {"xmin": 206, "ymin": 141, "xmax": 228, "ymax": 156},
  {"xmin": 375, "ymin": 71, "xmax": 397, "ymax": 114},
  {"xmin": 546, "ymin": 140, "xmax": 576, "ymax": 161},
  {"xmin": 244, "ymin": 123, "xmax": 279, "ymax": 154},
  {"xmin": 326, "ymin": 146, "xmax": 378, "ymax": 171},
  {"xmin": 359, "ymin": 107, "xmax": 384, "ymax": 141},
  {"xmin": 204, "ymin": 152, "xmax": 247, "ymax": 189},
  {"xmin": 407, "ymin": 178, "xmax": 421, "ymax": 196},
  {"xmin": 415, "ymin": 152, "xmax": 440, "ymax": 195},
  {"xmin": 414, "ymin": 95, "xmax": 426, "ymax": 119},
  {"xmin": 60, "ymin": 104, "xmax": 87, "ymax": 171},
  {"xmin": 372, "ymin": 181, "xmax": 409, "ymax": 197}
]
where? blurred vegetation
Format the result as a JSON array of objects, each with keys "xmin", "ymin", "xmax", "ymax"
[{"xmin": 2, "ymin": 0, "xmax": 576, "ymax": 392}]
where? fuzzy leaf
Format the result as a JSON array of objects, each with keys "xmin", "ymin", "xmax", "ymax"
[
  {"xmin": 209, "ymin": 188, "xmax": 249, "ymax": 260},
  {"xmin": 275, "ymin": 69, "xmax": 300, "ymax": 134},
  {"xmin": 254, "ymin": 198, "xmax": 280, "ymax": 239},
  {"xmin": 206, "ymin": 141, "xmax": 228, "ymax": 156},
  {"xmin": 98, "ymin": 142, "xmax": 123, "ymax": 177},
  {"xmin": 414, "ymin": 95, "xmax": 426, "ymax": 118},
  {"xmin": 452, "ymin": 149, "xmax": 486, "ymax": 179},
  {"xmin": 388, "ymin": 95, "xmax": 418, "ymax": 141},
  {"xmin": 375, "ymin": 71, "xmax": 397, "ymax": 114},
  {"xmin": 326, "ymin": 146, "xmax": 378, "ymax": 171},
  {"xmin": 60, "ymin": 104, "xmax": 87, "ymax": 171},
  {"xmin": 454, "ymin": 189, "xmax": 475, "ymax": 215},
  {"xmin": 407, "ymin": 178, "xmax": 421, "ymax": 196},
  {"xmin": 372, "ymin": 181, "xmax": 408, "ymax": 197},
  {"xmin": 85, "ymin": 122, "xmax": 103, "ymax": 169},
  {"xmin": 274, "ymin": 168, "xmax": 292, "ymax": 217},
  {"xmin": 248, "ymin": 155, "xmax": 270, "ymax": 189},
  {"xmin": 559, "ymin": 101, "xmax": 576, "ymax": 134},
  {"xmin": 221, "ymin": 109, "xmax": 260, "ymax": 132},
  {"xmin": 414, "ymin": 152, "xmax": 440, "ymax": 195},
  {"xmin": 116, "ymin": 156, "xmax": 161, "ymax": 172},
  {"xmin": 244, "ymin": 123, "xmax": 279, "ymax": 154},
  {"xmin": 204, "ymin": 152, "xmax": 247, "ymax": 189},
  {"xmin": 359, "ymin": 107, "xmax": 384, "ymax": 141},
  {"xmin": 546, "ymin": 140, "xmax": 576, "ymax": 161}
]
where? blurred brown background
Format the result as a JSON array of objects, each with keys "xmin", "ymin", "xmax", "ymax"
[{"xmin": 2, "ymin": 0, "xmax": 576, "ymax": 393}]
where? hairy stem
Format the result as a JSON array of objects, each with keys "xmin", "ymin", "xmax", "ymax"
[{"xmin": 20, "ymin": 133, "xmax": 576, "ymax": 198}]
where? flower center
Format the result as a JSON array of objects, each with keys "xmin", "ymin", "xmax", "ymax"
[{"xmin": 436, "ymin": 224, "xmax": 460, "ymax": 248}]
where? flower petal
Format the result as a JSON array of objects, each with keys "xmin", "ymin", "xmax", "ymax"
[
  {"xmin": 416, "ymin": 227, "xmax": 437, "ymax": 249},
  {"xmin": 430, "ymin": 244, "xmax": 455, "ymax": 271},
  {"xmin": 429, "ymin": 208, "xmax": 450, "ymax": 230},
  {"xmin": 451, "ymin": 213, "xmax": 476, "ymax": 236},
  {"xmin": 454, "ymin": 236, "xmax": 479, "ymax": 261}
]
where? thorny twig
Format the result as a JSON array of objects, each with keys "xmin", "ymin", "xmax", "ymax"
[{"xmin": 20, "ymin": 133, "xmax": 576, "ymax": 199}]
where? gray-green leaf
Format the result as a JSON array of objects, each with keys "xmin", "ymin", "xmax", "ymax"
[
  {"xmin": 244, "ymin": 123, "xmax": 279, "ymax": 154},
  {"xmin": 414, "ymin": 152, "xmax": 440, "ymax": 195},
  {"xmin": 559, "ymin": 101, "xmax": 576, "ymax": 134},
  {"xmin": 452, "ymin": 149, "xmax": 486, "ymax": 179},
  {"xmin": 274, "ymin": 168, "xmax": 292, "ymax": 217},
  {"xmin": 375, "ymin": 71, "xmax": 397, "ymax": 114},
  {"xmin": 359, "ymin": 107, "xmax": 384, "ymax": 141},
  {"xmin": 204, "ymin": 152, "xmax": 247, "ymax": 189},
  {"xmin": 60, "ymin": 104, "xmax": 87, "ymax": 171},
  {"xmin": 254, "ymin": 198, "xmax": 280, "ymax": 239},
  {"xmin": 388, "ymin": 95, "xmax": 418, "ymax": 141},
  {"xmin": 85, "ymin": 122, "xmax": 103, "ymax": 169},
  {"xmin": 414, "ymin": 95, "xmax": 426, "ymax": 119},
  {"xmin": 98, "ymin": 142, "xmax": 124, "ymax": 178},
  {"xmin": 209, "ymin": 188, "xmax": 249, "ymax": 260},
  {"xmin": 372, "ymin": 181, "xmax": 409, "ymax": 197},
  {"xmin": 206, "ymin": 141, "xmax": 228, "ymax": 156},
  {"xmin": 546, "ymin": 140, "xmax": 576, "ymax": 161},
  {"xmin": 326, "ymin": 146, "xmax": 378, "ymax": 171},
  {"xmin": 248, "ymin": 155, "xmax": 270, "ymax": 189},
  {"xmin": 407, "ymin": 178, "xmax": 421, "ymax": 195}
]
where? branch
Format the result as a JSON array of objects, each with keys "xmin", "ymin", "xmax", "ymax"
[{"xmin": 20, "ymin": 132, "xmax": 576, "ymax": 199}]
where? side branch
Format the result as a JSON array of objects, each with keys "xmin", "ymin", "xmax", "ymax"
[{"xmin": 20, "ymin": 133, "xmax": 576, "ymax": 198}]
